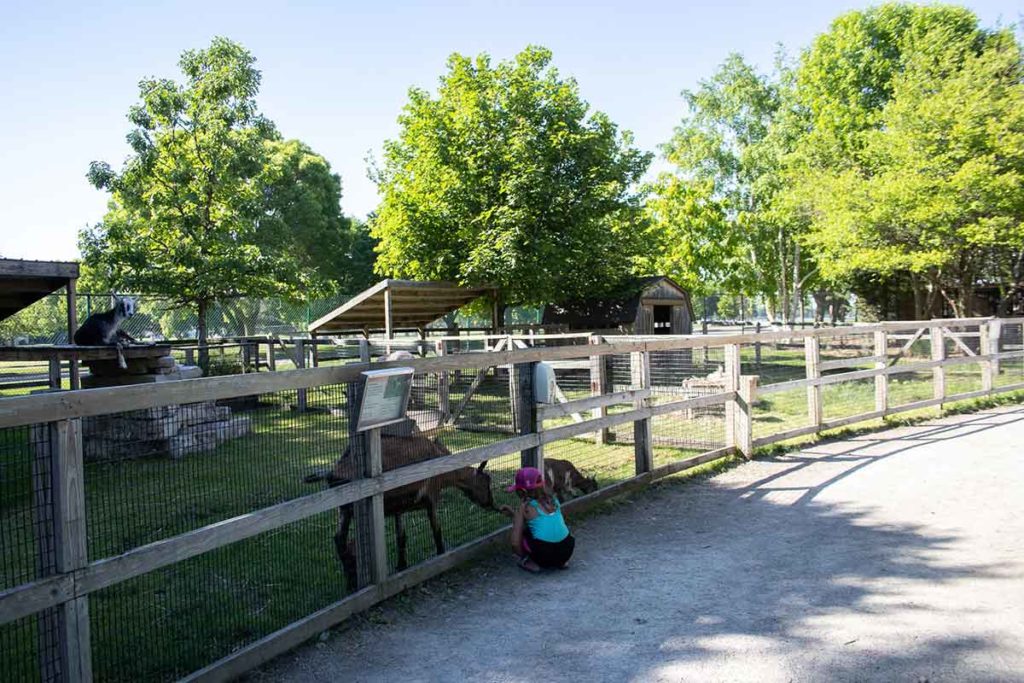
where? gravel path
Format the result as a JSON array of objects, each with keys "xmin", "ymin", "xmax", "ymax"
[{"xmin": 255, "ymin": 405, "xmax": 1024, "ymax": 682}]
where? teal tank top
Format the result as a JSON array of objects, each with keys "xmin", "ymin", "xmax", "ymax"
[{"xmin": 526, "ymin": 498, "xmax": 570, "ymax": 543}]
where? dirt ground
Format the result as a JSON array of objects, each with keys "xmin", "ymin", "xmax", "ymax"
[{"xmin": 254, "ymin": 405, "xmax": 1024, "ymax": 682}]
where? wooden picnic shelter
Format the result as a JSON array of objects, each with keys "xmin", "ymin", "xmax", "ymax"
[{"xmin": 308, "ymin": 280, "xmax": 498, "ymax": 340}]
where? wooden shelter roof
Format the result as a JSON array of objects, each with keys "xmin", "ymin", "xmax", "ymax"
[
  {"xmin": 0, "ymin": 259, "xmax": 79, "ymax": 323},
  {"xmin": 308, "ymin": 280, "xmax": 495, "ymax": 334}
]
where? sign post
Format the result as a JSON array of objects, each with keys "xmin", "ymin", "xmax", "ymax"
[
  {"xmin": 353, "ymin": 366, "xmax": 414, "ymax": 588},
  {"xmin": 356, "ymin": 367, "xmax": 415, "ymax": 433}
]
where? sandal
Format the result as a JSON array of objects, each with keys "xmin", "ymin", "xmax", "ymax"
[{"xmin": 517, "ymin": 556, "xmax": 541, "ymax": 573}]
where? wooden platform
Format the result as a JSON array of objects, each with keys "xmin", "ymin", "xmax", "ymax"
[{"xmin": 0, "ymin": 345, "xmax": 171, "ymax": 362}]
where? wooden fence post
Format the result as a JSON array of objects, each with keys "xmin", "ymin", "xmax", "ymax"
[
  {"xmin": 589, "ymin": 335, "xmax": 611, "ymax": 444},
  {"xmin": 48, "ymin": 358, "xmax": 62, "ymax": 391},
  {"xmin": 737, "ymin": 376, "xmax": 758, "ymax": 459},
  {"xmin": 354, "ymin": 427, "xmax": 387, "ymax": 589},
  {"xmin": 874, "ymin": 330, "xmax": 888, "ymax": 413},
  {"xmin": 633, "ymin": 350, "xmax": 653, "ymax": 475},
  {"xmin": 32, "ymin": 419, "xmax": 92, "ymax": 682},
  {"xmin": 511, "ymin": 361, "xmax": 539, "ymax": 468},
  {"xmin": 266, "ymin": 340, "xmax": 277, "ymax": 372},
  {"xmin": 294, "ymin": 339, "xmax": 307, "ymax": 412},
  {"xmin": 435, "ymin": 340, "xmax": 450, "ymax": 421},
  {"xmin": 804, "ymin": 335, "xmax": 823, "ymax": 430},
  {"xmin": 724, "ymin": 343, "xmax": 741, "ymax": 451},
  {"xmin": 988, "ymin": 318, "xmax": 1002, "ymax": 378},
  {"xmin": 979, "ymin": 323, "xmax": 992, "ymax": 392},
  {"xmin": 359, "ymin": 339, "xmax": 371, "ymax": 364},
  {"xmin": 930, "ymin": 326, "xmax": 946, "ymax": 408},
  {"xmin": 754, "ymin": 322, "xmax": 762, "ymax": 369},
  {"xmin": 66, "ymin": 278, "xmax": 80, "ymax": 390}
]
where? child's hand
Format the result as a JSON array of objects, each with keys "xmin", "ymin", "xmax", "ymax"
[{"xmin": 498, "ymin": 504, "xmax": 515, "ymax": 517}]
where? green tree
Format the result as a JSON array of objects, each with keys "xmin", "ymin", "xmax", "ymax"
[
  {"xmin": 371, "ymin": 46, "xmax": 651, "ymax": 318},
  {"xmin": 651, "ymin": 54, "xmax": 820, "ymax": 323},
  {"xmin": 793, "ymin": 4, "xmax": 1023, "ymax": 317},
  {"xmin": 81, "ymin": 38, "xmax": 359, "ymax": 367}
]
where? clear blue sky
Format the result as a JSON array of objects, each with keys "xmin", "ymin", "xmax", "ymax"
[{"xmin": 0, "ymin": 0, "xmax": 1019, "ymax": 261}]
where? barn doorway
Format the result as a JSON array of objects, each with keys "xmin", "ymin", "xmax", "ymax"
[{"xmin": 653, "ymin": 305, "xmax": 672, "ymax": 334}]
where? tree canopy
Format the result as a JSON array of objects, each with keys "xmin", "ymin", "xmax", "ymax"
[
  {"xmin": 370, "ymin": 46, "xmax": 651, "ymax": 313},
  {"xmin": 792, "ymin": 4, "xmax": 1024, "ymax": 317},
  {"xmin": 650, "ymin": 3, "xmax": 1024, "ymax": 321},
  {"xmin": 80, "ymin": 38, "xmax": 369, "ymax": 360}
]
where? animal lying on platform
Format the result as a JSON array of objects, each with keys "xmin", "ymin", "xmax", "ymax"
[
  {"xmin": 73, "ymin": 296, "xmax": 139, "ymax": 369},
  {"xmin": 303, "ymin": 434, "xmax": 496, "ymax": 589},
  {"xmin": 544, "ymin": 458, "xmax": 598, "ymax": 499}
]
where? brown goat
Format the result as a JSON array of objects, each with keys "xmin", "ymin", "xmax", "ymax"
[
  {"xmin": 304, "ymin": 434, "xmax": 495, "ymax": 588},
  {"xmin": 544, "ymin": 458, "xmax": 598, "ymax": 499}
]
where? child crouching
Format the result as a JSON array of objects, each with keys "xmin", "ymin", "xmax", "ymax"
[{"xmin": 500, "ymin": 467, "xmax": 575, "ymax": 573}]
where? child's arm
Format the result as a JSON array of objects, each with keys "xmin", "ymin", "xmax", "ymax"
[{"xmin": 509, "ymin": 503, "xmax": 526, "ymax": 553}]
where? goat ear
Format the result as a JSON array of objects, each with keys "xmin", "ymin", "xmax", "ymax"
[{"xmin": 477, "ymin": 461, "xmax": 488, "ymax": 473}]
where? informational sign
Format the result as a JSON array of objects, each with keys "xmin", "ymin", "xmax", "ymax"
[{"xmin": 356, "ymin": 367, "xmax": 414, "ymax": 432}]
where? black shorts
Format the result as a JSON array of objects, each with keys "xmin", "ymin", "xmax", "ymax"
[{"xmin": 524, "ymin": 532, "xmax": 575, "ymax": 568}]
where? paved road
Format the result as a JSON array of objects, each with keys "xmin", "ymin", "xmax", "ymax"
[{"xmin": 255, "ymin": 406, "xmax": 1024, "ymax": 682}]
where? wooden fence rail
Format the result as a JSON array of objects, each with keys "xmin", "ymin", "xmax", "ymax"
[{"xmin": 0, "ymin": 317, "xmax": 1022, "ymax": 682}]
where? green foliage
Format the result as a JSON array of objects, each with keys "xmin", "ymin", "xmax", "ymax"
[
  {"xmin": 793, "ymin": 4, "xmax": 1024, "ymax": 316},
  {"xmin": 650, "ymin": 54, "xmax": 820, "ymax": 321},
  {"xmin": 80, "ymin": 38, "xmax": 366, "ymax": 351},
  {"xmin": 371, "ymin": 46, "xmax": 651, "ymax": 308},
  {"xmin": 794, "ymin": 3, "xmax": 987, "ymax": 166}
]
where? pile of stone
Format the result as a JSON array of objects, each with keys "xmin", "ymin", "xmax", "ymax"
[
  {"xmin": 83, "ymin": 402, "xmax": 251, "ymax": 461},
  {"xmin": 77, "ymin": 346, "xmax": 251, "ymax": 461}
]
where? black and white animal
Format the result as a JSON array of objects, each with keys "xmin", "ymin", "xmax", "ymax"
[{"xmin": 73, "ymin": 296, "xmax": 139, "ymax": 368}]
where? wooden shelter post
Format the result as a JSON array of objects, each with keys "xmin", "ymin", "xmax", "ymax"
[
  {"xmin": 65, "ymin": 278, "xmax": 80, "ymax": 389},
  {"xmin": 383, "ymin": 286, "xmax": 394, "ymax": 340}
]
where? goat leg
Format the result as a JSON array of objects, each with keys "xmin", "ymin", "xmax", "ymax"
[
  {"xmin": 114, "ymin": 341, "xmax": 127, "ymax": 370},
  {"xmin": 335, "ymin": 505, "xmax": 356, "ymax": 588},
  {"xmin": 426, "ymin": 500, "xmax": 445, "ymax": 556},
  {"xmin": 116, "ymin": 329, "xmax": 138, "ymax": 344},
  {"xmin": 394, "ymin": 513, "xmax": 407, "ymax": 571}
]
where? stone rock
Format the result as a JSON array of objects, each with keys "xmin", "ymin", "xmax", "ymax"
[{"xmin": 82, "ymin": 400, "xmax": 251, "ymax": 462}]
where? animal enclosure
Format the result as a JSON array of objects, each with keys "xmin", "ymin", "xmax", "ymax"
[{"xmin": 0, "ymin": 318, "xmax": 1022, "ymax": 682}]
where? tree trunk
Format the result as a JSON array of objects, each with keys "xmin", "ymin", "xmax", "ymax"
[
  {"xmin": 924, "ymin": 272, "xmax": 942, "ymax": 319},
  {"xmin": 197, "ymin": 299, "xmax": 210, "ymax": 375},
  {"xmin": 913, "ymin": 272, "xmax": 929, "ymax": 321},
  {"xmin": 812, "ymin": 290, "xmax": 827, "ymax": 324}
]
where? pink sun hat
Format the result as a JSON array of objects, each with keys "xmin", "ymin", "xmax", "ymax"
[{"xmin": 506, "ymin": 467, "xmax": 545, "ymax": 492}]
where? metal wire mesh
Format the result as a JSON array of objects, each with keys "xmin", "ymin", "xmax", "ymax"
[
  {"xmin": 942, "ymin": 323, "xmax": 984, "ymax": 396},
  {"xmin": 1, "ymin": 425, "xmax": 52, "ymax": 592},
  {"xmin": 83, "ymin": 386, "xmax": 352, "ymax": 562},
  {"xmin": 1, "ymin": 424, "xmax": 62, "ymax": 683},
  {"xmin": 744, "ymin": 338, "xmax": 805, "ymax": 386},
  {"xmin": 0, "ymin": 614, "xmax": 43, "ymax": 682},
  {"xmin": 822, "ymin": 378, "xmax": 877, "ymax": 422},
  {"xmin": 752, "ymin": 386, "xmax": 809, "ymax": 440},
  {"xmin": 88, "ymin": 511, "xmax": 342, "ymax": 682},
  {"xmin": 996, "ymin": 321, "xmax": 1024, "ymax": 387}
]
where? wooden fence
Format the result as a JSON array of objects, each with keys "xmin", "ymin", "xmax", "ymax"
[{"xmin": 0, "ymin": 317, "xmax": 1022, "ymax": 682}]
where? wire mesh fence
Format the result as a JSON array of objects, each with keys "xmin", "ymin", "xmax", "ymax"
[
  {"xmin": 997, "ymin": 321, "xmax": 1024, "ymax": 388},
  {"xmin": 1, "ymin": 320, "xmax": 1022, "ymax": 682}
]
